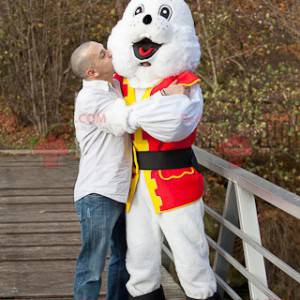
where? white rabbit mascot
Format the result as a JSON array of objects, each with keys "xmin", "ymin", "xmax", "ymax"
[{"xmin": 108, "ymin": 1, "xmax": 218, "ymax": 299}]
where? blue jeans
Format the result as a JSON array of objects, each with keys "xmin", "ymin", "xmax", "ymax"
[{"xmin": 73, "ymin": 194, "xmax": 129, "ymax": 300}]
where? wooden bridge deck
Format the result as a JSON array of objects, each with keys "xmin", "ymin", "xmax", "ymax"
[{"xmin": 0, "ymin": 155, "xmax": 185, "ymax": 300}]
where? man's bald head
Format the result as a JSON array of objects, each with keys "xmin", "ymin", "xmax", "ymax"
[
  {"xmin": 70, "ymin": 41, "xmax": 114, "ymax": 82},
  {"xmin": 71, "ymin": 41, "xmax": 98, "ymax": 79}
]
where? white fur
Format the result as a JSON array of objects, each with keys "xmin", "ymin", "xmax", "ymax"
[{"xmin": 108, "ymin": 0, "xmax": 201, "ymax": 88}]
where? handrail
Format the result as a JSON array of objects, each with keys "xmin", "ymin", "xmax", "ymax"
[
  {"xmin": 205, "ymin": 204, "xmax": 300, "ymax": 284},
  {"xmin": 193, "ymin": 147, "xmax": 300, "ymax": 219},
  {"xmin": 207, "ymin": 237, "xmax": 281, "ymax": 300}
]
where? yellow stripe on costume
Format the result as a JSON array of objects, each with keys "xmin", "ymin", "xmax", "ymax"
[
  {"xmin": 123, "ymin": 82, "xmax": 164, "ymax": 213},
  {"xmin": 132, "ymin": 88, "xmax": 151, "ymax": 152},
  {"xmin": 123, "ymin": 79, "xmax": 143, "ymax": 212},
  {"xmin": 144, "ymin": 170, "xmax": 163, "ymax": 213},
  {"xmin": 125, "ymin": 146, "xmax": 140, "ymax": 212},
  {"xmin": 178, "ymin": 79, "xmax": 200, "ymax": 87},
  {"xmin": 123, "ymin": 78, "xmax": 136, "ymax": 106},
  {"xmin": 158, "ymin": 199, "xmax": 200, "ymax": 213},
  {"xmin": 138, "ymin": 88, "xmax": 163, "ymax": 213},
  {"xmin": 158, "ymin": 167, "xmax": 195, "ymax": 181}
]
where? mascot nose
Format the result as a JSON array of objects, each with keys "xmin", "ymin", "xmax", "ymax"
[{"xmin": 143, "ymin": 15, "xmax": 152, "ymax": 25}]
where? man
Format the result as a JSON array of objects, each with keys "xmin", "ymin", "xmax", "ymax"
[
  {"xmin": 71, "ymin": 41, "xmax": 132, "ymax": 300},
  {"xmin": 71, "ymin": 41, "xmax": 191, "ymax": 300}
]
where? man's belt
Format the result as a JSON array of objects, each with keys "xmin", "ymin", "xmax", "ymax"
[{"xmin": 136, "ymin": 148, "xmax": 201, "ymax": 172}]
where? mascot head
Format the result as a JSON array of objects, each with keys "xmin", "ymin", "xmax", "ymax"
[{"xmin": 108, "ymin": 0, "xmax": 201, "ymax": 88}]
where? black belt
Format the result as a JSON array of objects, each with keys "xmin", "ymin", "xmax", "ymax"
[{"xmin": 136, "ymin": 148, "xmax": 201, "ymax": 172}]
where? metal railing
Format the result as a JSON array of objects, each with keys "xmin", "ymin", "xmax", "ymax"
[{"xmin": 162, "ymin": 147, "xmax": 300, "ymax": 300}]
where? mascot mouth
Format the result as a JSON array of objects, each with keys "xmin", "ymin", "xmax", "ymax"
[{"xmin": 133, "ymin": 38, "xmax": 162, "ymax": 61}]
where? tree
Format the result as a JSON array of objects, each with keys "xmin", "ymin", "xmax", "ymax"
[{"xmin": 0, "ymin": 0, "xmax": 119, "ymax": 136}]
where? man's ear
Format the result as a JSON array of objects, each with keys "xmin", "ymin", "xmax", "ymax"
[{"xmin": 86, "ymin": 68, "xmax": 96, "ymax": 78}]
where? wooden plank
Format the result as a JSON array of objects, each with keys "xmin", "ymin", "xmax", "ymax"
[
  {"xmin": 161, "ymin": 267, "xmax": 185, "ymax": 299},
  {"xmin": 0, "ymin": 155, "xmax": 79, "ymax": 170},
  {"xmin": 0, "ymin": 212, "xmax": 78, "ymax": 223},
  {"xmin": 0, "ymin": 246, "xmax": 80, "ymax": 261},
  {"xmin": 0, "ymin": 196, "xmax": 73, "ymax": 205},
  {"xmin": 0, "ymin": 260, "xmax": 103, "ymax": 298},
  {"xmin": 0, "ymin": 203, "xmax": 75, "ymax": 212},
  {"xmin": 0, "ymin": 154, "xmax": 77, "ymax": 163},
  {"xmin": 0, "ymin": 260, "xmax": 77, "ymax": 296},
  {"xmin": 0, "ymin": 233, "xmax": 80, "ymax": 247},
  {"xmin": 0, "ymin": 166, "xmax": 77, "ymax": 189},
  {"xmin": 0, "ymin": 192, "xmax": 74, "ymax": 197},
  {"xmin": 0, "ymin": 192, "xmax": 74, "ymax": 198},
  {"xmin": 0, "ymin": 222, "xmax": 80, "ymax": 234},
  {"xmin": 0, "ymin": 163, "xmax": 78, "ymax": 168}
]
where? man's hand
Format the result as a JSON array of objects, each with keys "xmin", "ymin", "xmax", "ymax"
[{"xmin": 162, "ymin": 82, "xmax": 187, "ymax": 96}]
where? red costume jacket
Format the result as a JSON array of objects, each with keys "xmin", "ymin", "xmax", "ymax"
[{"xmin": 114, "ymin": 71, "xmax": 204, "ymax": 213}]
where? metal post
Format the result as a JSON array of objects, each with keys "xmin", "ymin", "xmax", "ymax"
[
  {"xmin": 234, "ymin": 183, "xmax": 268, "ymax": 300},
  {"xmin": 213, "ymin": 181, "xmax": 240, "ymax": 297}
]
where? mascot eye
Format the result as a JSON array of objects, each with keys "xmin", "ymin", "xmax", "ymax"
[
  {"xmin": 134, "ymin": 5, "xmax": 144, "ymax": 16},
  {"xmin": 159, "ymin": 5, "xmax": 172, "ymax": 20}
]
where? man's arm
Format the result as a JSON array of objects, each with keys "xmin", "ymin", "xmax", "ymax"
[{"xmin": 76, "ymin": 84, "xmax": 203, "ymax": 141}]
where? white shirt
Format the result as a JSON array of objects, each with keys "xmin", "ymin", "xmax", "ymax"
[
  {"xmin": 74, "ymin": 80, "xmax": 132, "ymax": 203},
  {"xmin": 74, "ymin": 79, "xmax": 204, "ymax": 203}
]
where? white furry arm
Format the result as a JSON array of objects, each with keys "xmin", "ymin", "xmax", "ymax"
[
  {"xmin": 75, "ymin": 90, "xmax": 133, "ymax": 136},
  {"xmin": 101, "ymin": 98, "xmax": 135, "ymax": 135},
  {"xmin": 128, "ymin": 85, "xmax": 204, "ymax": 142}
]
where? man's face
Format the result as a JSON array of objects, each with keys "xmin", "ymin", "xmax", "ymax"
[{"xmin": 89, "ymin": 43, "xmax": 114, "ymax": 79}]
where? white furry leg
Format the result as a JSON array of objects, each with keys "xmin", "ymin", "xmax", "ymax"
[
  {"xmin": 159, "ymin": 200, "xmax": 217, "ymax": 299},
  {"xmin": 126, "ymin": 177, "xmax": 162, "ymax": 297}
]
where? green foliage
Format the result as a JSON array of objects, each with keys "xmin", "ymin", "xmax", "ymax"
[{"xmin": 29, "ymin": 136, "xmax": 39, "ymax": 147}]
